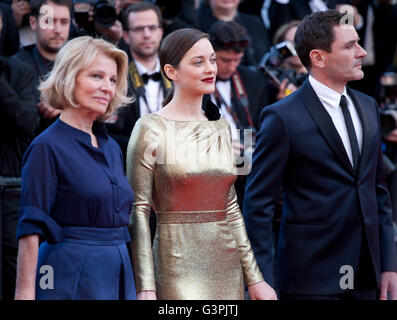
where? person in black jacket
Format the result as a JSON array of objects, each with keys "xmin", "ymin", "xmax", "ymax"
[
  {"xmin": 0, "ymin": 9, "xmax": 39, "ymax": 300},
  {"xmin": 0, "ymin": 2, "xmax": 19, "ymax": 56},
  {"xmin": 14, "ymin": 0, "xmax": 71, "ymax": 134},
  {"xmin": 197, "ymin": 0, "xmax": 270, "ymax": 67}
]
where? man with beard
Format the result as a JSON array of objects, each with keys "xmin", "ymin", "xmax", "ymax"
[
  {"xmin": 14, "ymin": 0, "xmax": 71, "ymax": 133},
  {"xmin": 106, "ymin": 1, "xmax": 171, "ymax": 160}
]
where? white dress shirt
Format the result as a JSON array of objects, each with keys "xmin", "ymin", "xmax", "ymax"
[
  {"xmin": 309, "ymin": 75, "xmax": 363, "ymax": 167},
  {"xmin": 134, "ymin": 59, "xmax": 164, "ymax": 116}
]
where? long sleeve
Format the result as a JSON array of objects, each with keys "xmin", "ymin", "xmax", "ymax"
[
  {"xmin": 126, "ymin": 116, "xmax": 160, "ymax": 292},
  {"xmin": 17, "ymin": 142, "xmax": 62, "ymax": 243},
  {"xmin": 225, "ymin": 184, "xmax": 264, "ymax": 286},
  {"xmin": 243, "ymin": 108, "xmax": 290, "ymax": 287},
  {"xmin": 222, "ymin": 118, "xmax": 264, "ymax": 286}
]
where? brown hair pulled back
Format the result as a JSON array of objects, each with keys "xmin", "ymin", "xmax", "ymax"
[{"xmin": 159, "ymin": 28, "xmax": 209, "ymax": 106}]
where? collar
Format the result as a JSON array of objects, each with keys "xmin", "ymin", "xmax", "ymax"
[
  {"xmin": 309, "ymin": 75, "xmax": 347, "ymax": 108},
  {"xmin": 134, "ymin": 58, "xmax": 161, "ymax": 76},
  {"xmin": 56, "ymin": 118, "xmax": 108, "ymax": 148}
]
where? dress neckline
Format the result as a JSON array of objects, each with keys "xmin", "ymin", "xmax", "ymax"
[{"xmin": 153, "ymin": 113, "xmax": 213, "ymax": 123}]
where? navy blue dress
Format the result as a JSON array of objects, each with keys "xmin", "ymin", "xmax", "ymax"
[{"xmin": 16, "ymin": 118, "xmax": 136, "ymax": 300}]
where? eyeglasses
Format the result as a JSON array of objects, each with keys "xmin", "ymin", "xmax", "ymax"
[
  {"xmin": 128, "ymin": 25, "xmax": 162, "ymax": 33},
  {"xmin": 212, "ymin": 38, "xmax": 250, "ymax": 49}
]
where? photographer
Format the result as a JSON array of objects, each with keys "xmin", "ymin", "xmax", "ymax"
[
  {"xmin": 71, "ymin": 0, "xmax": 123, "ymax": 43},
  {"xmin": 0, "ymin": 2, "xmax": 19, "ymax": 56},
  {"xmin": 14, "ymin": 0, "xmax": 71, "ymax": 133},
  {"xmin": 378, "ymin": 71, "xmax": 397, "ymax": 227},
  {"xmin": 261, "ymin": 20, "xmax": 308, "ymax": 103},
  {"xmin": 0, "ymin": 9, "xmax": 39, "ymax": 300},
  {"xmin": 152, "ymin": 0, "xmax": 198, "ymax": 37}
]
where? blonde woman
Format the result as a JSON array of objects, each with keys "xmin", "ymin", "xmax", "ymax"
[{"xmin": 14, "ymin": 36, "xmax": 136, "ymax": 300}]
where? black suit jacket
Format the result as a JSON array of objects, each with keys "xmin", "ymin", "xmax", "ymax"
[
  {"xmin": 267, "ymin": 0, "xmax": 339, "ymax": 38},
  {"xmin": 0, "ymin": 55, "xmax": 39, "ymax": 176},
  {"xmin": 197, "ymin": 3, "xmax": 270, "ymax": 67},
  {"xmin": 243, "ymin": 79, "xmax": 397, "ymax": 294},
  {"xmin": 0, "ymin": 3, "xmax": 20, "ymax": 57}
]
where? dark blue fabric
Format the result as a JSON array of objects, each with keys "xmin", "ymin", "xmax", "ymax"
[
  {"xmin": 243, "ymin": 80, "xmax": 397, "ymax": 295},
  {"xmin": 36, "ymin": 226, "xmax": 136, "ymax": 300},
  {"xmin": 17, "ymin": 118, "xmax": 134, "ymax": 242},
  {"xmin": 16, "ymin": 118, "xmax": 136, "ymax": 299}
]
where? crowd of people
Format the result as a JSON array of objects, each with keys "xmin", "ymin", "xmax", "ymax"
[{"xmin": 1, "ymin": 0, "xmax": 397, "ymax": 300}]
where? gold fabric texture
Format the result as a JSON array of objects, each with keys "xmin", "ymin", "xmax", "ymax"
[{"xmin": 126, "ymin": 113, "xmax": 263, "ymax": 300}]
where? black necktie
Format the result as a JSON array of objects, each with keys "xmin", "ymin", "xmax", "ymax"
[
  {"xmin": 141, "ymin": 72, "xmax": 162, "ymax": 84},
  {"xmin": 340, "ymin": 95, "xmax": 360, "ymax": 170}
]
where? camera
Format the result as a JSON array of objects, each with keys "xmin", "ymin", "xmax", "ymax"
[
  {"xmin": 153, "ymin": 0, "xmax": 182, "ymax": 21},
  {"xmin": 379, "ymin": 72, "xmax": 397, "ymax": 137},
  {"xmin": 259, "ymin": 41, "xmax": 307, "ymax": 88},
  {"xmin": 94, "ymin": 0, "xmax": 117, "ymax": 27},
  {"xmin": 73, "ymin": 0, "xmax": 117, "ymax": 35}
]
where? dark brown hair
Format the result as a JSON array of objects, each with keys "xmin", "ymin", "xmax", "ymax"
[
  {"xmin": 159, "ymin": 28, "xmax": 209, "ymax": 106},
  {"xmin": 209, "ymin": 20, "xmax": 249, "ymax": 54},
  {"xmin": 294, "ymin": 9, "xmax": 348, "ymax": 70},
  {"xmin": 30, "ymin": 0, "xmax": 72, "ymax": 18},
  {"xmin": 121, "ymin": 1, "xmax": 163, "ymax": 31}
]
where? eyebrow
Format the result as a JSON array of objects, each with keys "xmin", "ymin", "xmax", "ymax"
[
  {"xmin": 344, "ymin": 37, "xmax": 360, "ymax": 46},
  {"xmin": 190, "ymin": 52, "xmax": 216, "ymax": 60},
  {"xmin": 89, "ymin": 69, "xmax": 117, "ymax": 77}
]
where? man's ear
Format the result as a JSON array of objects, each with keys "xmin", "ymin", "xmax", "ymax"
[
  {"xmin": 163, "ymin": 64, "xmax": 177, "ymax": 82},
  {"xmin": 309, "ymin": 49, "xmax": 327, "ymax": 69},
  {"xmin": 29, "ymin": 16, "xmax": 37, "ymax": 31}
]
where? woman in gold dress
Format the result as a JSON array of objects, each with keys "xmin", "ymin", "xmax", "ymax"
[{"xmin": 126, "ymin": 28, "xmax": 277, "ymax": 300}]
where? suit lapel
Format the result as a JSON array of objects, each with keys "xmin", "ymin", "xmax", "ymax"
[
  {"xmin": 346, "ymin": 87, "xmax": 373, "ymax": 177},
  {"xmin": 300, "ymin": 80, "xmax": 356, "ymax": 176}
]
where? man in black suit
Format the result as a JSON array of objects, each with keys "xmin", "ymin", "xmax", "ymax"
[
  {"xmin": 243, "ymin": 10, "xmax": 397, "ymax": 300},
  {"xmin": 106, "ymin": 1, "xmax": 171, "ymax": 160},
  {"xmin": 204, "ymin": 20, "xmax": 269, "ymax": 208}
]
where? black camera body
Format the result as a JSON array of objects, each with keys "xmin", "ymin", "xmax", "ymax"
[
  {"xmin": 380, "ymin": 104, "xmax": 397, "ymax": 137},
  {"xmin": 154, "ymin": 0, "xmax": 182, "ymax": 21},
  {"xmin": 380, "ymin": 72, "xmax": 397, "ymax": 137},
  {"xmin": 259, "ymin": 41, "xmax": 306, "ymax": 87},
  {"xmin": 94, "ymin": 0, "xmax": 117, "ymax": 27},
  {"xmin": 73, "ymin": 0, "xmax": 117, "ymax": 35}
]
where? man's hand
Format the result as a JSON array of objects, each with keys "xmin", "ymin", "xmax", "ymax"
[
  {"xmin": 380, "ymin": 271, "xmax": 397, "ymax": 300},
  {"xmin": 277, "ymin": 78, "xmax": 298, "ymax": 101},
  {"xmin": 12, "ymin": 0, "xmax": 31, "ymax": 28},
  {"xmin": 95, "ymin": 20, "xmax": 123, "ymax": 43},
  {"xmin": 37, "ymin": 102, "xmax": 61, "ymax": 119}
]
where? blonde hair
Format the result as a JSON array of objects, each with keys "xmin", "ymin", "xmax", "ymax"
[{"xmin": 39, "ymin": 36, "xmax": 133, "ymax": 120}]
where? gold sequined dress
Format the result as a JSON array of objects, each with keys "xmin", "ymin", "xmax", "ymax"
[{"xmin": 126, "ymin": 113, "xmax": 263, "ymax": 300}]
